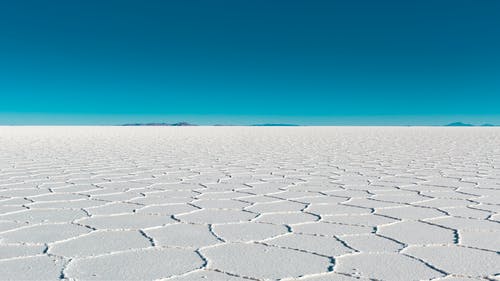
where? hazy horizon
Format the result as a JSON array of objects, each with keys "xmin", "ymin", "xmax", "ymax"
[{"xmin": 0, "ymin": 113, "xmax": 499, "ymax": 126}]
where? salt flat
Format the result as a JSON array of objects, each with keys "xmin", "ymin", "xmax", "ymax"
[{"xmin": 0, "ymin": 126, "xmax": 499, "ymax": 281}]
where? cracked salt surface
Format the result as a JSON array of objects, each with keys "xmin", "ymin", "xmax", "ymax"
[{"xmin": 0, "ymin": 126, "xmax": 499, "ymax": 280}]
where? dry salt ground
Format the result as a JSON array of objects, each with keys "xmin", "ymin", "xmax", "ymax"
[{"xmin": 0, "ymin": 126, "xmax": 499, "ymax": 281}]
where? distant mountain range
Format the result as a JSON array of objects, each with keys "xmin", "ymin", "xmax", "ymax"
[
  {"xmin": 120, "ymin": 122, "xmax": 496, "ymax": 127},
  {"xmin": 445, "ymin": 122, "xmax": 496, "ymax": 127},
  {"xmin": 120, "ymin": 122, "xmax": 299, "ymax": 126},
  {"xmin": 121, "ymin": 122, "xmax": 196, "ymax": 126}
]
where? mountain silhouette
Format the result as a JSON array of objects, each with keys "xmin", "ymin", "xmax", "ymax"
[
  {"xmin": 121, "ymin": 122, "xmax": 196, "ymax": 126},
  {"xmin": 445, "ymin": 122, "xmax": 474, "ymax": 127}
]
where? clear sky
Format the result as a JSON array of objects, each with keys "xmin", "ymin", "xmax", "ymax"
[{"xmin": 0, "ymin": 0, "xmax": 499, "ymax": 125}]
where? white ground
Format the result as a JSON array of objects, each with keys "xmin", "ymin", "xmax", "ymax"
[{"xmin": 0, "ymin": 126, "xmax": 499, "ymax": 281}]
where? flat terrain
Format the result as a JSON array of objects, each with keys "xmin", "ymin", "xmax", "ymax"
[{"xmin": 0, "ymin": 127, "xmax": 499, "ymax": 281}]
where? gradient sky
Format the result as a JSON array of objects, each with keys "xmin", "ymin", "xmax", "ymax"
[{"xmin": 0, "ymin": 0, "xmax": 499, "ymax": 125}]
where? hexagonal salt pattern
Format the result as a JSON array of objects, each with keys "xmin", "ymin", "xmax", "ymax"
[{"xmin": 0, "ymin": 126, "xmax": 499, "ymax": 280}]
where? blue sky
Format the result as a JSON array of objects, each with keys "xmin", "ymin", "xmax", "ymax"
[{"xmin": 0, "ymin": 0, "xmax": 499, "ymax": 125}]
